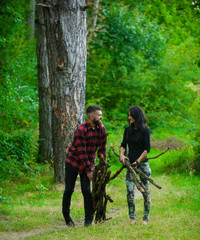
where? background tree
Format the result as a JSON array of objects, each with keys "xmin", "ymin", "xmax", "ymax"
[
  {"xmin": 37, "ymin": 1, "xmax": 53, "ymax": 164},
  {"xmin": 37, "ymin": 0, "xmax": 87, "ymax": 182},
  {"xmin": 37, "ymin": 0, "xmax": 100, "ymax": 164}
]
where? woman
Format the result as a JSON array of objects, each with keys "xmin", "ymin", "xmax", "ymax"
[{"xmin": 120, "ymin": 106, "xmax": 151, "ymax": 225}]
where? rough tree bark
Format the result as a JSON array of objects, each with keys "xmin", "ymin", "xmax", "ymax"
[
  {"xmin": 37, "ymin": 1, "xmax": 53, "ymax": 163},
  {"xmin": 37, "ymin": 0, "xmax": 87, "ymax": 182}
]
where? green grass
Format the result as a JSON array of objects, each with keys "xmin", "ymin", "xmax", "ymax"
[
  {"xmin": 1, "ymin": 128, "xmax": 199, "ymax": 239},
  {"xmin": 1, "ymin": 164, "xmax": 200, "ymax": 240}
]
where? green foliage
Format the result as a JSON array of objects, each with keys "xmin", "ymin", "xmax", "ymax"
[
  {"xmin": 0, "ymin": 0, "xmax": 37, "ymax": 86},
  {"xmin": 0, "ymin": 0, "xmax": 199, "ymax": 179},
  {"xmin": 150, "ymin": 147, "xmax": 198, "ymax": 175},
  {"xmin": 0, "ymin": 0, "xmax": 38, "ymax": 132},
  {"xmin": 191, "ymin": 113, "xmax": 200, "ymax": 175},
  {"xmin": 0, "ymin": 0, "xmax": 38, "ymax": 179},
  {"xmin": 0, "ymin": 129, "xmax": 39, "ymax": 180},
  {"xmin": 143, "ymin": 0, "xmax": 200, "ymax": 41},
  {"xmin": 87, "ymin": 1, "xmax": 166, "ymax": 129},
  {"xmin": 0, "ymin": 84, "xmax": 38, "ymax": 132},
  {"xmin": 87, "ymin": 0, "xmax": 200, "ymax": 135},
  {"xmin": 141, "ymin": 38, "xmax": 199, "ymax": 128}
]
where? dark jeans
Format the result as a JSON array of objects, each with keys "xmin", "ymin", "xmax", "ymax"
[{"xmin": 62, "ymin": 162, "xmax": 94, "ymax": 224}]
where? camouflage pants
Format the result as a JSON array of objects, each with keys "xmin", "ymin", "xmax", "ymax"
[{"xmin": 126, "ymin": 162, "xmax": 151, "ymax": 221}]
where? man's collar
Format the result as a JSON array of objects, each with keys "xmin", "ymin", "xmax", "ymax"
[
  {"xmin": 86, "ymin": 119, "xmax": 100, "ymax": 130},
  {"xmin": 86, "ymin": 119, "xmax": 92, "ymax": 129}
]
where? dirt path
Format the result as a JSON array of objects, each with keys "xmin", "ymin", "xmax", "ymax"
[
  {"xmin": 0, "ymin": 204, "xmax": 128, "ymax": 240},
  {"xmin": 0, "ymin": 225, "xmax": 67, "ymax": 240}
]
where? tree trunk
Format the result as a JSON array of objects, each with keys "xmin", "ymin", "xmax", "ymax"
[
  {"xmin": 28, "ymin": 0, "xmax": 35, "ymax": 39},
  {"xmin": 37, "ymin": 0, "xmax": 87, "ymax": 182},
  {"xmin": 36, "ymin": 1, "xmax": 53, "ymax": 163}
]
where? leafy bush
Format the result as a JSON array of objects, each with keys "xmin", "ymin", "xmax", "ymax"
[
  {"xmin": 0, "ymin": 130, "xmax": 38, "ymax": 180},
  {"xmin": 0, "ymin": 0, "xmax": 39, "ymax": 180},
  {"xmin": 150, "ymin": 147, "xmax": 199, "ymax": 176}
]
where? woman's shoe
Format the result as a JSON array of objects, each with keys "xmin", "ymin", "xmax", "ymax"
[
  {"xmin": 130, "ymin": 219, "xmax": 136, "ymax": 225},
  {"xmin": 142, "ymin": 220, "xmax": 148, "ymax": 225}
]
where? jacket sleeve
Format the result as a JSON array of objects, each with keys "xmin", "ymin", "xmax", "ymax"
[
  {"xmin": 121, "ymin": 128, "xmax": 127, "ymax": 152},
  {"xmin": 144, "ymin": 127, "xmax": 151, "ymax": 153}
]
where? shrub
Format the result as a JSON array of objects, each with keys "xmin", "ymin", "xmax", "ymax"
[
  {"xmin": 0, "ymin": 130, "xmax": 38, "ymax": 180},
  {"xmin": 150, "ymin": 147, "xmax": 198, "ymax": 175}
]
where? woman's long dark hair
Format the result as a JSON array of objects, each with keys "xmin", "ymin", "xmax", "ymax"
[{"xmin": 128, "ymin": 106, "xmax": 149, "ymax": 133}]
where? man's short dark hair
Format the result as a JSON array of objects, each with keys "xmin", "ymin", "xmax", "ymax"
[{"xmin": 86, "ymin": 105, "xmax": 102, "ymax": 115}]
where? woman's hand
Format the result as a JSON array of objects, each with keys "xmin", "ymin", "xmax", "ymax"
[
  {"xmin": 120, "ymin": 154, "xmax": 128, "ymax": 165},
  {"xmin": 132, "ymin": 160, "xmax": 139, "ymax": 167}
]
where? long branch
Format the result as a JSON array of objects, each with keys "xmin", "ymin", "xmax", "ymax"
[
  {"xmin": 109, "ymin": 165, "xmax": 125, "ymax": 181},
  {"xmin": 134, "ymin": 168, "xmax": 162, "ymax": 189},
  {"xmin": 140, "ymin": 146, "xmax": 170, "ymax": 163},
  {"xmin": 110, "ymin": 145, "xmax": 167, "ymax": 189},
  {"xmin": 110, "ymin": 146, "xmax": 146, "ymax": 193},
  {"xmin": 111, "ymin": 145, "xmax": 170, "ymax": 162}
]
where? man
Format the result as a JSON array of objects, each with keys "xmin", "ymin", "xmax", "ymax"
[{"xmin": 62, "ymin": 105, "xmax": 107, "ymax": 227}]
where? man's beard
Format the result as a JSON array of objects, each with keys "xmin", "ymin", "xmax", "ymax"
[{"xmin": 93, "ymin": 119, "xmax": 102, "ymax": 127}]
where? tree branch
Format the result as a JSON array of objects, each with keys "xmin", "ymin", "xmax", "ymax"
[
  {"xmin": 110, "ymin": 145, "xmax": 167, "ymax": 190},
  {"xmin": 134, "ymin": 167, "xmax": 162, "ymax": 189},
  {"xmin": 109, "ymin": 165, "xmax": 125, "ymax": 181},
  {"xmin": 146, "ymin": 146, "xmax": 170, "ymax": 159},
  {"xmin": 36, "ymin": 3, "xmax": 52, "ymax": 8}
]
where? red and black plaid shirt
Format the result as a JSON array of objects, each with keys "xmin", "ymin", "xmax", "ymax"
[{"xmin": 66, "ymin": 120, "xmax": 107, "ymax": 174}]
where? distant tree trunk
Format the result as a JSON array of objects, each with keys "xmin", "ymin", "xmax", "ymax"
[
  {"xmin": 36, "ymin": 2, "xmax": 53, "ymax": 163},
  {"xmin": 87, "ymin": 0, "xmax": 100, "ymax": 43},
  {"xmin": 37, "ymin": 0, "xmax": 87, "ymax": 182},
  {"xmin": 28, "ymin": 0, "xmax": 35, "ymax": 39}
]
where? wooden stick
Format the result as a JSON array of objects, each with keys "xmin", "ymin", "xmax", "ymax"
[
  {"xmin": 109, "ymin": 165, "xmax": 125, "ymax": 181},
  {"xmin": 138, "ymin": 146, "xmax": 170, "ymax": 164},
  {"xmin": 92, "ymin": 155, "xmax": 113, "ymax": 223},
  {"xmin": 110, "ymin": 145, "xmax": 146, "ymax": 191},
  {"xmin": 110, "ymin": 146, "xmax": 149, "ymax": 200},
  {"xmin": 124, "ymin": 159, "xmax": 146, "ymax": 193},
  {"xmin": 134, "ymin": 167, "xmax": 162, "ymax": 189},
  {"xmin": 110, "ymin": 145, "xmax": 165, "ymax": 189}
]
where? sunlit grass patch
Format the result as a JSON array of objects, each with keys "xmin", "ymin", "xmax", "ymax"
[{"xmin": 0, "ymin": 165, "xmax": 200, "ymax": 239}]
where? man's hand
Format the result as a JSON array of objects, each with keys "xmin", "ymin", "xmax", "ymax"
[{"xmin": 87, "ymin": 172, "xmax": 93, "ymax": 181}]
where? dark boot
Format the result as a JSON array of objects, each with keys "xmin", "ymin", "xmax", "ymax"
[
  {"xmin": 63, "ymin": 214, "xmax": 75, "ymax": 227},
  {"xmin": 84, "ymin": 219, "xmax": 93, "ymax": 227}
]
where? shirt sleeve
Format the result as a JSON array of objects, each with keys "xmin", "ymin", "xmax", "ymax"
[
  {"xmin": 144, "ymin": 127, "xmax": 151, "ymax": 153},
  {"xmin": 74, "ymin": 127, "xmax": 91, "ymax": 173},
  {"xmin": 98, "ymin": 126, "xmax": 107, "ymax": 160},
  {"xmin": 121, "ymin": 128, "xmax": 127, "ymax": 151}
]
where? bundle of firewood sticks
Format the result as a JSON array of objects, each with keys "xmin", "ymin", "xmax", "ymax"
[{"xmin": 92, "ymin": 145, "xmax": 170, "ymax": 223}]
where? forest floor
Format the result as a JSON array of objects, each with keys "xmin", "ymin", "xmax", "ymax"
[{"xmin": 1, "ymin": 171, "xmax": 200, "ymax": 240}]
